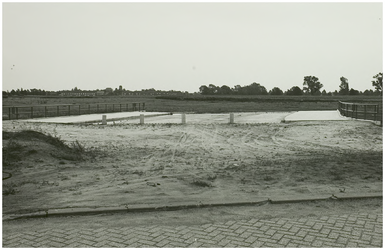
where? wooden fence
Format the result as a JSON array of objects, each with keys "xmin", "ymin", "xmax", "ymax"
[
  {"xmin": 338, "ymin": 101, "xmax": 382, "ymax": 124},
  {"xmin": 3, "ymin": 102, "xmax": 145, "ymax": 120}
]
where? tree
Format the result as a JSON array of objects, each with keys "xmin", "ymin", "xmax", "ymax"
[
  {"xmin": 372, "ymin": 72, "xmax": 383, "ymax": 94},
  {"xmin": 285, "ymin": 86, "xmax": 303, "ymax": 95},
  {"xmin": 363, "ymin": 89, "xmax": 374, "ymax": 96},
  {"xmin": 208, "ymin": 84, "xmax": 219, "ymax": 94},
  {"xmin": 246, "ymin": 82, "xmax": 268, "ymax": 95},
  {"xmin": 349, "ymin": 88, "xmax": 360, "ymax": 95},
  {"xmin": 339, "ymin": 76, "xmax": 349, "ymax": 95},
  {"xmin": 219, "ymin": 85, "xmax": 232, "ymax": 95},
  {"xmin": 199, "ymin": 85, "xmax": 210, "ymax": 95},
  {"xmin": 303, "ymin": 76, "xmax": 323, "ymax": 95},
  {"xmin": 269, "ymin": 87, "xmax": 283, "ymax": 95}
]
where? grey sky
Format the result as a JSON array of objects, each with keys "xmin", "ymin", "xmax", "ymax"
[{"xmin": 2, "ymin": 2, "xmax": 383, "ymax": 93}]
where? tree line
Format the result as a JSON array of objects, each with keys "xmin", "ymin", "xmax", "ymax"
[{"xmin": 199, "ymin": 73, "xmax": 383, "ymax": 96}]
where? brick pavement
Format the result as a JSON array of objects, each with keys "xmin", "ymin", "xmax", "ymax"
[{"xmin": 3, "ymin": 212, "xmax": 382, "ymax": 248}]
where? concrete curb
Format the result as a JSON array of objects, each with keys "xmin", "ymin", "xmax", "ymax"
[{"xmin": 3, "ymin": 193, "xmax": 382, "ymax": 221}]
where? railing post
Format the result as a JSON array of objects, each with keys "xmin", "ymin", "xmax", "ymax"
[
  {"xmin": 229, "ymin": 113, "xmax": 234, "ymax": 124},
  {"xmin": 68, "ymin": 105, "xmax": 71, "ymax": 116},
  {"xmin": 44, "ymin": 106, "xmax": 47, "ymax": 117},
  {"xmin": 8, "ymin": 107, "xmax": 11, "ymax": 120},
  {"xmin": 364, "ymin": 105, "xmax": 367, "ymax": 120},
  {"xmin": 16, "ymin": 107, "xmax": 19, "ymax": 119},
  {"xmin": 88, "ymin": 104, "xmax": 91, "ymax": 114},
  {"xmin": 57, "ymin": 106, "xmax": 59, "ymax": 116},
  {"xmin": 31, "ymin": 107, "xmax": 33, "ymax": 119},
  {"xmin": 79, "ymin": 105, "xmax": 81, "ymax": 115}
]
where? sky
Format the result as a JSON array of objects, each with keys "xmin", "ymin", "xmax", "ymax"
[{"xmin": 2, "ymin": 2, "xmax": 383, "ymax": 93}]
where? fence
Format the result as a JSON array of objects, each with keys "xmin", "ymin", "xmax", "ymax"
[
  {"xmin": 338, "ymin": 101, "xmax": 382, "ymax": 124},
  {"xmin": 3, "ymin": 102, "xmax": 145, "ymax": 120}
]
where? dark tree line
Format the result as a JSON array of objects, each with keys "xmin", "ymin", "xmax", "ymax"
[
  {"xmin": 199, "ymin": 73, "xmax": 383, "ymax": 96},
  {"xmin": 3, "ymin": 88, "xmax": 46, "ymax": 97},
  {"xmin": 199, "ymin": 82, "xmax": 269, "ymax": 95}
]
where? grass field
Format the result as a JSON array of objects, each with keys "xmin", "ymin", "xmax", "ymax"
[{"xmin": 2, "ymin": 95, "xmax": 383, "ymax": 115}]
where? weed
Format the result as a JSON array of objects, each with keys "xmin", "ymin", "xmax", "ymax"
[
  {"xmin": 3, "ymin": 139, "xmax": 24, "ymax": 164},
  {"xmin": 191, "ymin": 179, "xmax": 212, "ymax": 187},
  {"xmin": 3, "ymin": 182, "xmax": 18, "ymax": 195},
  {"xmin": 71, "ymin": 140, "xmax": 85, "ymax": 153},
  {"xmin": 263, "ymin": 175, "xmax": 274, "ymax": 181},
  {"xmin": 207, "ymin": 174, "xmax": 217, "ymax": 181}
]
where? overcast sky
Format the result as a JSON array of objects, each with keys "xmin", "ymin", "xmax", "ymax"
[{"xmin": 2, "ymin": 2, "xmax": 383, "ymax": 93}]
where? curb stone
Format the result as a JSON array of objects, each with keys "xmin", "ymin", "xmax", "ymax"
[{"xmin": 3, "ymin": 193, "xmax": 382, "ymax": 221}]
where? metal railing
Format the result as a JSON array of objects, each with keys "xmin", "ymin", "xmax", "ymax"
[
  {"xmin": 338, "ymin": 101, "xmax": 382, "ymax": 125},
  {"xmin": 2, "ymin": 102, "xmax": 145, "ymax": 120}
]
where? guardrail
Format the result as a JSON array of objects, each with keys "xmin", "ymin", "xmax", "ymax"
[
  {"xmin": 2, "ymin": 102, "xmax": 145, "ymax": 120},
  {"xmin": 338, "ymin": 101, "xmax": 382, "ymax": 125}
]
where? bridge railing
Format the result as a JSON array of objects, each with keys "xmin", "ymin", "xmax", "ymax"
[
  {"xmin": 2, "ymin": 102, "xmax": 145, "ymax": 120},
  {"xmin": 338, "ymin": 101, "xmax": 382, "ymax": 125}
]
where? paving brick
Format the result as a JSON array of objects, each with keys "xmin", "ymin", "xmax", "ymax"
[
  {"xmin": 3, "ymin": 212, "xmax": 382, "ymax": 249},
  {"xmin": 250, "ymin": 240, "xmax": 265, "ymax": 247},
  {"xmin": 311, "ymin": 240, "xmax": 324, "ymax": 247}
]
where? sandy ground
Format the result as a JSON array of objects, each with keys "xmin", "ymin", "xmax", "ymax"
[{"xmin": 2, "ymin": 113, "xmax": 382, "ymax": 215}]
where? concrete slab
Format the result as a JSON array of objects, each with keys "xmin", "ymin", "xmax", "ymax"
[
  {"xmin": 284, "ymin": 110, "xmax": 350, "ymax": 122},
  {"xmin": 18, "ymin": 111, "xmax": 170, "ymax": 124},
  {"xmin": 14, "ymin": 110, "xmax": 353, "ymax": 124},
  {"xmin": 112, "ymin": 112, "xmax": 292, "ymax": 124}
]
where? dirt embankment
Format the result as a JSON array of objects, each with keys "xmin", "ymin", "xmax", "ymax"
[{"xmin": 2, "ymin": 120, "xmax": 382, "ymax": 214}]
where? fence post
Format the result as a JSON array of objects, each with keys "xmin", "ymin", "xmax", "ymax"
[
  {"xmin": 120, "ymin": 104, "xmax": 122, "ymax": 112},
  {"xmin": 79, "ymin": 105, "xmax": 81, "ymax": 115},
  {"xmin": 376, "ymin": 104, "xmax": 380, "ymax": 124},
  {"xmin": 143, "ymin": 102, "xmax": 145, "ymax": 111},
  {"xmin": 140, "ymin": 114, "xmax": 144, "ymax": 124},
  {"xmin": 102, "ymin": 115, "xmax": 107, "ymax": 125},
  {"xmin": 57, "ymin": 106, "xmax": 59, "ymax": 116},
  {"xmin": 31, "ymin": 107, "xmax": 33, "ymax": 119},
  {"xmin": 44, "ymin": 106, "xmax": 47, "ymax": 117},
  {"xmin": 68, "ymin": 105, "xmax": 71, "ymax": 116},
  {"xmin": 8, "ymin": 107, "xmax": 11, "ymax": 120},
  {"xmin": 229, "ymin": 113, "xmax": 234, "ymax": 124},
  {"xmin": 88, "ymin": 104, "xmax": 91, "ymax": 114},
  {"xmin": 97, "ymin": 104, "xmax": 99, "ymax": 113},
  {"xmin": 181, "ymin": 113, "xmax": 186, "ymax": 124}
]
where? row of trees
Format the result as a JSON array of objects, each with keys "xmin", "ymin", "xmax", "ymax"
[
  {"xmin": 199, "ymin": 73, "xmax": 383, "ymax": 96},
  {"xmin": 4, "ymin": 88, "xmax": 47, "ymax": 96}
]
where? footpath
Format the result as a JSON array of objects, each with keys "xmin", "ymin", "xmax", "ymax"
[{"xmin": 3, "ymin": 199, "xmax": 382, "ymax": 248}]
